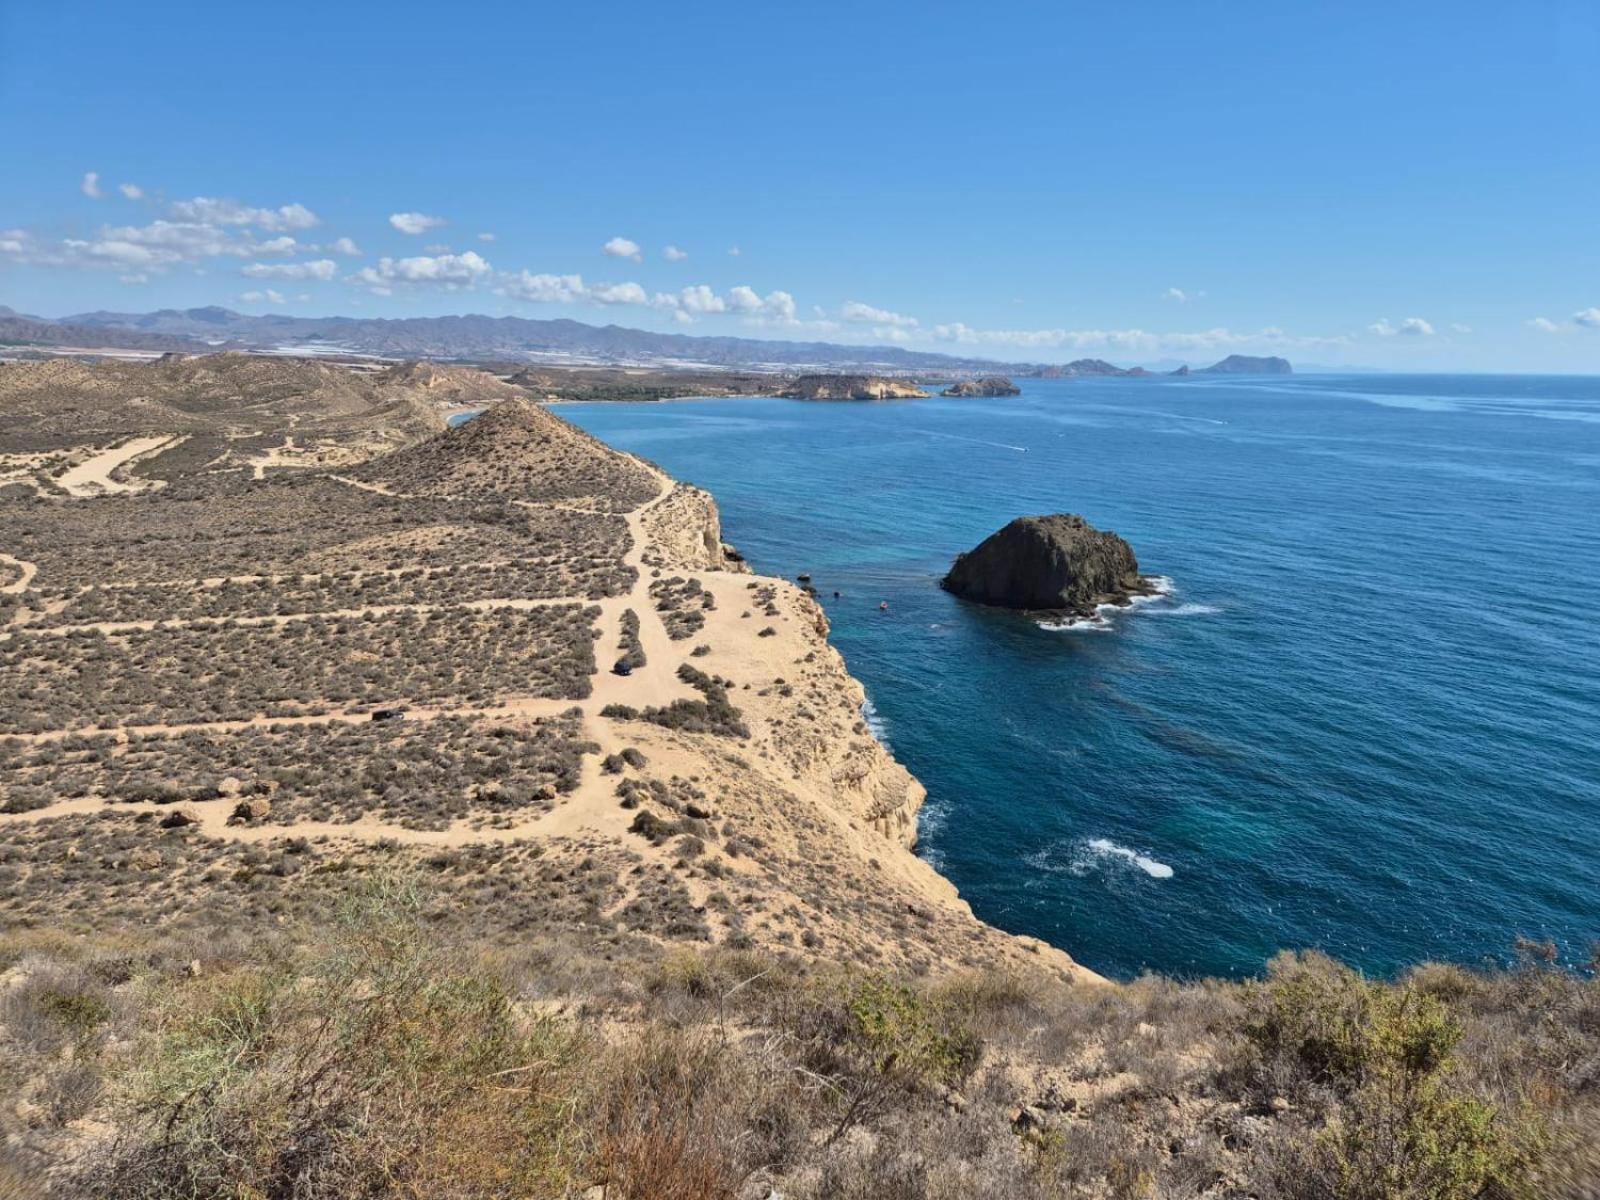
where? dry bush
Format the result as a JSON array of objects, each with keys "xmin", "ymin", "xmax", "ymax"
[{"xmin": 94, "ymin": 877, "xmax": 590, "ymax": 1200}]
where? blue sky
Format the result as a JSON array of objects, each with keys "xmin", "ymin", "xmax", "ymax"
[{"xmin": 2, "ymin": 0, "xmax": 1598, "ymax": 369}]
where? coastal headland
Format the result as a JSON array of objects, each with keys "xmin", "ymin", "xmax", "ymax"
[
  {"xmin": 0, "ymin": 353, "xmax": 1080, "ymax": 980},
  {"xmin": 1, "ymin": 353, "xmax": 1587, "ymax": 1197}
]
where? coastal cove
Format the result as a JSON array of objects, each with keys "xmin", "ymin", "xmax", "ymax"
[{"xmin": 558, "ymin": 374, "xmax": 1600, "ymax": 980}]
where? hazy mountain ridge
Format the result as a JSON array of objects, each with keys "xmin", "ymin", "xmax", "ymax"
[{"xmin": 5, "ymin": 304, "xmax": 1292, "ymax": 376}]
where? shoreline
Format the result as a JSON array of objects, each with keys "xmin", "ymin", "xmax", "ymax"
[{"xmin": 605, "ymin": 451, "xmax": 1103, "ymax": 983}]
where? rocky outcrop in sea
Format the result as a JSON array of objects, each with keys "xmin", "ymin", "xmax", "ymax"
[
  {"xmin": 780, "ymin": 375, "xmax": 929, "ymax": 401},
  {"xmin": 941, "ymin": 513, "xmax": 1156, "ymax": 617},
  {"xmin": 941, "ymin": 377, "xmax": 1021, "ymax": 397}
]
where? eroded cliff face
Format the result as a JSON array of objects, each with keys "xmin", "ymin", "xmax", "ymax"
[{"xmin": 640, "ymin": 482, "xmax": 750, "ymax": 573}]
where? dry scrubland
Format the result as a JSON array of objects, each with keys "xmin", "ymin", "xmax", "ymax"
[{"xmin": 2, "ymin": 354, "xmax": 1597, "ymax": 1198}]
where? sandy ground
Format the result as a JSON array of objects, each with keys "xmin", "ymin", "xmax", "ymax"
[
  {"xmin": 0, "ymin": 554, "xmax": 37, "ymax": 595},
  {"xmin": 54, "ymin": 435, "xmax": 182, "ymax": 497}
]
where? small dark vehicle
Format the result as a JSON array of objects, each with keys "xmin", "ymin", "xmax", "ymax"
[
  {"xmin": 612, "ymin": 659, "xmax": 634, "ymax": 677},
  {"xmin": 371, "ymin": 707, "xmax": 408, "ymax": 722}
]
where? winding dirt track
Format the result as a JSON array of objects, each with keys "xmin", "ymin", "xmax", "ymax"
[{"xmin": 0, "ymin": 554, "xmax": 36, "ymax": 595}]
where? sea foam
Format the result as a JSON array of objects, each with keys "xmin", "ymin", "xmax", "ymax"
[
  {"xmin": 1084, "ymin": 838, "xmax": 1175, "ymax": 879},
  {"xmin": 1037, "ymin": 576, "xmax": 1179, "ymax": 632}
]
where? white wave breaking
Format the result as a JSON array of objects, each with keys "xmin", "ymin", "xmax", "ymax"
[
  {"xmin": 861, "ymin": 695, "xmax": 890, "ymax": 745},
  {"xmin": 1084, "ymin": 837, "xmax": 1175, "ymax": 879},
  {"xmin": 1025, "ymin": 836, "xmax": 1175, "ymax": 880},
  {"xmin": 1037, "ymin": 575, "xmax": 1183, "ymax": 632}
]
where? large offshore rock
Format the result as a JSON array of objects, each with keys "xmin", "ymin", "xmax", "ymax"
[{"xmin": 941, "ymin": 513, "xmax": 1152, "ymax": 615}]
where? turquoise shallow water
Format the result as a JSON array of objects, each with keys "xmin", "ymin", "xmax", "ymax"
[{"xmin": 554, "ymin": 375, "xmax": 1600, "ymax": 980}]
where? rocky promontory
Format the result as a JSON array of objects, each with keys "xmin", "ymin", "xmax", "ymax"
[
  {"xmin": 779, "ymin": 374, "xmax": 929, "ymax": 401},
  {"xmin": 941, "ymin": 513, "xmax": 1155, "ymax": 617},
  {"xmin": 941, "ymin": 376, "xmax": 1021, "ymax": 397}
]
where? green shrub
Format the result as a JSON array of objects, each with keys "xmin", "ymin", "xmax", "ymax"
[{"xmin": 1246, "ymin": 951, "xmax": 1539, "ymax": 1199}]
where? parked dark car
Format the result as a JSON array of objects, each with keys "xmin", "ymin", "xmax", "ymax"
[
  {"xmin": 612, "ymin": 659, "xmax": 634, "ymax": 677},
  {"xmin": 372, "ymin": 707, "xmax": 408, "ymax": 722}
]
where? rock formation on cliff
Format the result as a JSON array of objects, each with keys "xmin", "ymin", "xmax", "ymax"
[
  {"xmin": 941, "ymin": 377, "xmax": 1021, "ymax": 397},
  {"xmin": 941, "ymin": 513, "xmax": 1153, "ymax": 616},
  {"xmin": 779, "ymin": 374, "xmax": 929, "ymax": 401}
]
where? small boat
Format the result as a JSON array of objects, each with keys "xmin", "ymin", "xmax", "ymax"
[
  {"xmin": 878, "ymin": 601, "xmax": 889, "ymax": 611},
  {"xmin": 797, "ymin": 572, "xmax": 812, "ymax": 584}
]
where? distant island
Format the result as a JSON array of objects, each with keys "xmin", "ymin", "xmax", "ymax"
[
  {"xmin": 1025, "ymin": 358, "xmax": 1151, "ymax": 379},
  {"xmin": 1172, "ymin": 354, "xmax": 1292, "ymax": 376},
  {"xmin": 779, "ymin": 374, "xmax": 930, "ymax": 401},
  {"xmin": 941, "ymin": 376, "xmax": 1020, "ymax": 397}
]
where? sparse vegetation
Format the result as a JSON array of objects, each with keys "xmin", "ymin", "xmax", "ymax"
[
  {"xmin": 616, "ymin": 607, "xmax": 647, "ymax": 669},
  {"xmin": 2, "ymin": 887, "xmax": 1594, "ymax": 1199},
  {"xmin": 650, "ymin": 575, "xmax": 715, "ymax": 640},
  {"xmin": 601, "ymin": 664, "xmax": 749, "ymax": 738},
  {"xmin": 0, "ymin": 605, "xmax": 598, "ymax": 733}
]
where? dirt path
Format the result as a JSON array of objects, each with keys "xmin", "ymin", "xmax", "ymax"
[
  {"xmin": 55, "ymin": 435, "xmax": 182, "ymax": 497},
  {"xmin": 0, "ymin": 554, "xmax": 36, "ymax": 595},
  {"xmin": 2, "ymin": 456, "xmax": 704, "ymax": 849}
]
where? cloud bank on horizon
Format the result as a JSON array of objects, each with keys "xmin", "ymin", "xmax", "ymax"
[{"xmin": 1, "ymin": 173, "xmax": 1594, "ymax": 366}]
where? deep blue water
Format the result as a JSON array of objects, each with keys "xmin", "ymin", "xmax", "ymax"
[{"xmin": 553, "ymin": 375, "xmax": 1600, "ymax": 980}]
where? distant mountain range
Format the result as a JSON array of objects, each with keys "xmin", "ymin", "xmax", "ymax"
[{"xmin": 0, "ymin": 304, "xmax": 1292, "ymax": 377}]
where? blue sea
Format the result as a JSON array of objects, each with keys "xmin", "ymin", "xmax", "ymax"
[{"xmin": 553, "ymin": 375, "xmax": 1600, "ymax": 980}]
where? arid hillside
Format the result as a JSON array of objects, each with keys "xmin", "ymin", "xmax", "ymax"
[
  {"xmin": 1, "ymin": 355, "xmax": 1595, "ymax": 1199},
  {"xmin": 0, "ymin": 354, "xmax": 518, "ymax": 489}
]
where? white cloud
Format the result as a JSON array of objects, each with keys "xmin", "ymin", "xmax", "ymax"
[
  {"xmin": 253, "ymin": 236, "xmax": 298, "ymax": 255},
  {"xmin": 591, "ymin": 281, "xmax": 649, "ymax": 305},
  {"xmin": 388, "ymin": 211, "xmax": 447, "ymax": 235},
  {"xmin": 676, "ymin": 284, "xmax": 725, "ymax": 314},
  {"xmin": 329, "ymin": 236, "xmax": 363, "ymax": 256},
  {"xmin": 239, "ymin": 288, "xmax": 286, "ymax": 305},
  {"xmin": 602, "ymin": 236, "xmax": 643, "ymax": 262},
  {"xmin": 1574, "ymin": 307, "xmax": 1600, "ymax": 329},
  {"xmin": 1369, "ymin": 316, "xmax": 1435, "ymax": 337},
  {"xmin": 1527, "ymin": 316, "xmax": 1562, "ymax": 333},
  {"xmin": 170, "ymin": 197, "xmax": 319, "ymax": 231},
  {"xmin": 81, "ymin": 172, "xmax": 103, "ymax": 199},
  {"xmin": 477, "ymin": 232, "xmax": 496, "ymax": 242},
  {"xmin": 1450, "ymin": 323, "xmax": 1472, "ymax": 334},
  {"xmin": 500, "ymin": 271, "xmax": 589, "ymax": 303},
  {"xmin": 728, "ymin": 287, "xmax": 797, "ymax": 323},
  {"xmin": 1164, "ymin": 287, "xmax": 1190, "ymax": 303},
  {"xmin": 662, "ymin": 244, "xmax": 688, "ymax": 262},
  {"xmin": 728, "ymin": 245, "xmax": 742, "ymax": 256},
  {"xmin": 242, "ymin": 258, "xmax": 337, "ymax": 281},
  {"xmin": 118, "ymin": 182, "xmax": 143, "ymax": 200},
  {"xmin": 351, "ymin": 250, "xmax": 491, "ymax": 293},
  {"xmin": 841, "ymin": 300, "xmax": 918, "ymax": 328}
]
